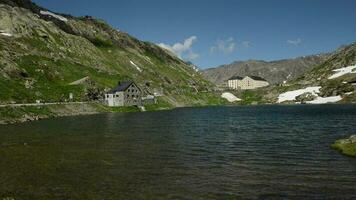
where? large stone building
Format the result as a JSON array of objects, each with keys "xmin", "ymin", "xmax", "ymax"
[
  {"xmin": 228, "ymin": 76, "xmax": 269, "ymax": 90},
  {"xmin": 105, "ymin": 81, "xmax": 142, "ymax": 107}
]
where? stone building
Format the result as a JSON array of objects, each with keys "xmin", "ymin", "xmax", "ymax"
[
  {"xmin": 105, "ymin": 81, "xmax": 142, "ymax": 107},
  {"xmin": 228, "ymin": 76, "xmax": 269, "ymax": 90}
]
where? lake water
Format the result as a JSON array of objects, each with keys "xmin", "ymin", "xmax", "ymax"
[{"xmin": 0, "ymin": 105, "xmax": 356, "ymax": 199}]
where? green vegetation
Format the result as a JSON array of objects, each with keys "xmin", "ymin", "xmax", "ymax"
[
  {"xmin": 240, "ymin": 90, "xmax": 262, "ymax": 105},
  {"xmin": 144, "ymin": 97, "xmax": 174, "ymax": 111},
  {"xmin": 89, "ymin": 37, "xmax": 114, "ymax": 48},
  {"xmin": 0, "ymin": 2, "xmax": 225, "ymax": 124},
  {"xmin": 0, "ymin": 106, "xmax": 53, "ymax": 124},
  {"xmin": 331, "ymin": 135, "xmax": 356, "ymax": 157}
]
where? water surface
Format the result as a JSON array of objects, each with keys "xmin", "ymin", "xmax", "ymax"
[{"xmin": 0, "ymin": 105, "xmax": 356, "ymax": 199}]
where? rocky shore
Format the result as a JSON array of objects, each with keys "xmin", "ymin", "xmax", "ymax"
[
  {"xmin": 0, "ymin": 103, "xmax": 106, "ymax": 124},
  {"xmin": 331, "ymin": 135, "xmax": 356, "ymax": 157}
]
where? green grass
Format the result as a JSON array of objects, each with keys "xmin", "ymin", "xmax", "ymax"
[
  {"xmin": 239, "ymin": 90, "xmax": 264, "ymax": 105},
  {"xmin": 89, "ymin": 37, "xmax": 114, "ymax": 48},
  {"xmin": 144, "ymin": 97, "xmax": 173, "ymax": 111},
  {"xmin": 331, "ymin": 138, "xmax": 356, "ymax": 157},
  {"xmin": 0, "ymin": 106, "xmax": 53, "ymax": 123}
]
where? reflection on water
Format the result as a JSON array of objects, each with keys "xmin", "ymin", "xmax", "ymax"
[{"xmin": 0, "ymin": 105, "xmax": 356, "ymax": 199}]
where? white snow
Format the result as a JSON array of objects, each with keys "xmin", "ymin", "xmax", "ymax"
[
  {"xmin": 0, "ymin": 32, "xmax": 12, "ymax": 37},
  {"xmin": 40, "ymin": 10, "xmax": 68, "ymax": 22},
  {"xmin": 345, "ymin": 92, "xmax": 354, "ymax": 95},
  {"xmin": 277, "ymin": 86, "xmax": 321, "ymax": 103},
  {"xmin": 328, "ymin": 65, "xmax": 356, "ymax": 79},
  {"xmin": 306, "ymin": 96, "xmax": 342, "ymax": 104},
  {"xmin": 277, "ymin": 86, "xmax": 344, "ymax": 104},
  {"xmin": 221, "ymin": 92, "xmax": 241, "ymax": 102},
  {"xmin": 130, "ymin": 61, "xmax": 142, "ymax": 72}
]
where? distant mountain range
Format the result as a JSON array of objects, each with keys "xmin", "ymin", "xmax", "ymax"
[{"xmin": 202, "ymin": 54, "xmax": 329, "ymax": 85}]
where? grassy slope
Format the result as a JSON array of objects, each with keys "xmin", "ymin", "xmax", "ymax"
[
  {"xmin": 331, "ymin": 136, "xmax": 356, "ymax": 157},
  {"xmin": 0, "ymin": 2, "xmax": 226, "ymax": 122}
]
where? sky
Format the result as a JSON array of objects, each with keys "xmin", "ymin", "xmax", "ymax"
[{"xmin": 33, "ymin": 0, "xmax": 356, "ymax": 69}]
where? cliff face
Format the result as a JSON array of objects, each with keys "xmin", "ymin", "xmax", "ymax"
[{"xmin": 0, "ymin": 0, "xmax": 223, "ymax": 106}]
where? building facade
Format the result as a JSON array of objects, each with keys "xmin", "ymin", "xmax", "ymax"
[
  {"xmin": 105, "ymin": 81, "xmax": 142, "ymax": 107},
  {"xmin": 228, "ymin": 76, "xmax": 269, "ymax": 90}
]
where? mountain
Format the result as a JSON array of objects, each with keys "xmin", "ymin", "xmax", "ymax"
[
  {"xmin": 0, "ymin": 0, "xmax": 223, "ymax": 108},
  {"xmin": 289, "ymin": 42, "xmax": 356, "ymax": 101},
  {"xmin": 254, "ymin": 42, "xmax": 356, "ymax": 104},
  {"xmin": 202, "ymin": 55, "xmax": 328, "ymax": 85}
]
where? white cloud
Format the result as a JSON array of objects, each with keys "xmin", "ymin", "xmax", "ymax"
[
  {"xmin": 210, "ymin": 37, "xmax": 236, "ymax": 54},
  {"xmin": 187, "ymin": 51, "xmax": 199, "ymax": 60},
  {"xmin": 287, "ymin": 38, "xmax": 302, "ymax": 46},
  {"xmin": 158, "ymin": 36, "xmax": 199, "ymax": 60}
]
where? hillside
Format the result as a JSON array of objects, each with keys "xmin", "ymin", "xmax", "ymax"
[
  {"xmin": 202, "ymin": 55, "xmax": 328, "ymax": 85},
  {"xmin": 244, "ymin": 42, "xmax": 356, "ymax": 104},
  {"xmin": 0, "ymin": 0, "xmax": 223, "ymax": 110}
]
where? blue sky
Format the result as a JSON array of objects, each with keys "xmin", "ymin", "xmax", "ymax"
[{"xmin": 33, "ymin": 0, "xmax": 356, "ymax": 68}]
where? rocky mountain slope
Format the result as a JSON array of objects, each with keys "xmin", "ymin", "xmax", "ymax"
[
  {"xmin": 253, "ymin": 42, "xmax": 356, "ymax": 104},
  {"xmin": 202, "ymin": 55, "xmax": 328, "ymax": 85},
  {"xmin": 0, "ymin": 0, "xmax": 223, "ymax": 107}
]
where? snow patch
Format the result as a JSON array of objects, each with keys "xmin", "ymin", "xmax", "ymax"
[
  {"xmin": 221, "ymin": 92, "xmax": 241, "ymax": 102},
  {"xmin": 40, "ymin": 10, "xmax": 68, "ymax": 22},
  {"xmin": 0, "ymin": 32, "xmax": 12, "ymax": 37},
  {"xmin": 277, "ymin": 86, "xmax": 344, "ymax": 104},
  {"xmin": 328, "ymin": 65, "xmax": 356, "ymax": 79},
  {"xmin": 277, "ymin": 86, "xmax": 321, "ymax": 103},
  {"xmin": 306, "ymin": 96, "xmax": 342, "ymax": 104},
  {"xmin": 130, "ymin": 61, "xmax": 142, "ymax": 72}
]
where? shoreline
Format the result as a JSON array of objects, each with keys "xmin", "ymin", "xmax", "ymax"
[{"xmin": 0, "ymin": 102, "xmax": 355, "ymax": 125}]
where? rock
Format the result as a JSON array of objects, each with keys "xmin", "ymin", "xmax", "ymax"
[
  {"xmin": 331, "ymin": 135, "xmax": 356, "ymax": 157},
  {"xmin": 295, "ymin": 92, "xmax": 317, "ymax": 103},
  {"xmin": 349, "ymin": 135, "xmax": 356, "ymax": 143}
]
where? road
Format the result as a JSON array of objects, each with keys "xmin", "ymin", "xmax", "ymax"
[{"xmin": 0, "ymin": 102, "xmax": 89, "ymax": 108}]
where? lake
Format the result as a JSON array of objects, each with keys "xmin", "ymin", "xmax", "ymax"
[{"xmin": 0, "ymin": 105, "xmax": 356, "ymax": 199}]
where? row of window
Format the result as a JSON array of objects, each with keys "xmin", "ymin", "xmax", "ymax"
[
  {"xmin": 127, "ymin": 89, "xmax": 139, "ymax": 93},
  {"xmin": 106, "ymin": 94, "xmax": 120, "ymax": 98}
]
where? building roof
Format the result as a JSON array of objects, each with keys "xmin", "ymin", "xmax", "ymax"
[
  {"xmin": 228, "ymin": 76, "xmax": 243, "ymax": 80},
  {"xmin": 228, "ymin": 75, "xmax": 267, "ymax": 81},
  {"xmin": 107, "ymin": 81, "xmax": 134, "ymax": 94},
  {"xmin": 249, "ymin": 76, "xmax": 267, "ymax": 81}
]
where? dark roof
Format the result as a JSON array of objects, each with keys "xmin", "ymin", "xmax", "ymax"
[
  {"xmin": 249, "ymin": 76, "xmax": 267, "ymax": 81},
  {"xmin": 228, "ymin": 76, "xmax": 243, "ymax": 80},
  {"xmin": 108, "ymin": 81, "xmax": 134, "ymax": 94}
]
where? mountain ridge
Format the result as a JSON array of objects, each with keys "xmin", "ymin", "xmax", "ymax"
[{"xmin": 202, "ymin": 54, "xmax": 329, "ymax": 85}]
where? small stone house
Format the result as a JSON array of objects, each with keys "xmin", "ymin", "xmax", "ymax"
[
  {"xmin": 228, "ymin": 76, "xmax": 269, "ymax": 90},
  {"xmin": 105, "ymin": 81, "xmax": 142, "ymax": 107}
]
